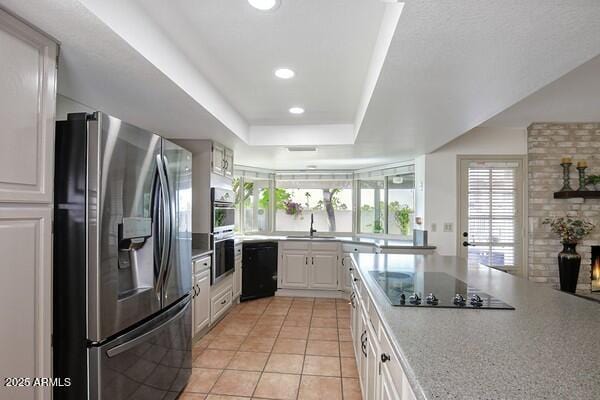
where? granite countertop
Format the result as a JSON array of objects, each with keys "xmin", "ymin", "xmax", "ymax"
[
  {"xmin": 191, "ymin": 247, "xmax": 212, "ymax": 260},
  {"xmin": 191, "ymin": 233, "xmax": 212, "ymax": 260},
  {"xmin": 351, "ymin": 253, "xmax": 600, "ymax": 400},
  {"xmin": 235, "ymin": 234, "xmax": 436, "ymax": 250}
]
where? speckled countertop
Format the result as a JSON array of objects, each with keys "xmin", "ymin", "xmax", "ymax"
[
  {"xmin": 235, "ymin": 234, "xmax": 436, "ymax": 250},
  {"xmin": 351, "ymin": 253, "xmax": 600, "ymax": 400}
]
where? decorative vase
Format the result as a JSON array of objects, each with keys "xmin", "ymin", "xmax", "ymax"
[{"xmin": 557, "ymin": 242, "xmax": 581, "ymax": 293}]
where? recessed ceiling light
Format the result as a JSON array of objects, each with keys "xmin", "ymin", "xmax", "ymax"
[
  {"xmin": 289, "ymin": 107, "xmax": 304, "ymax": 115},
  {"xmin": 274, "ymin": 68, "xmax": 295, "ymax": 79},
  {"xmin": 248, "ymin": 0, "xmax": 279, "ymax": 11}
]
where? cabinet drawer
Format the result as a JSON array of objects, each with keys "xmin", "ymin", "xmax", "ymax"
[
  {"xmin": 342, "ymin": 243, "xmax": 376, "ymax": 253},
  {"xmin": 311, "ymin": 242, "xmax": 340, "ymax": 252},
  {"xmin": 367, "ymin": 297, "xmax": 379, "ymax": 332},
  {"xmin": 194, "ymin": 256, "xmax": 211, "ymax": 274},
  {"xmin": 280, "ymin": 241, "xmax": 310, "ymax": 250},
  {"xmin": 211, "ymin": 285, "xmax": 233, "ymax": 323}
]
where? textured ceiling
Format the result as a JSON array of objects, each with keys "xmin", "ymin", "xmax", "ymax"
[
  {"xmin": 1, "ymin": 0, "xmax": 600, "ymax": 170},
  {"xmin": 133, "ymin": 0, "xmax": 386, "ymax": 125}
]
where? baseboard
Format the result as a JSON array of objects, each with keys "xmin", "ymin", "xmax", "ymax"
[{"xmin": 275, "ymin": 288, "xmax": 350, "ymax": 299}]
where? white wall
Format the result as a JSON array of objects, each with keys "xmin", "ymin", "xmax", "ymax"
[
  {"xmin": 423, "ymin": 126, "xmax": 527, "ymax": 255},
  {"xmin": 56, "ymin": 94, "xmax": 94, "ymax": 120}
]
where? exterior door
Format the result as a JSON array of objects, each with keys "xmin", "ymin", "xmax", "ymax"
[
  {"xmin": 281, "ymin": 251, "xmax": 309, "ymax": 288},
  {"xmin": 458, "ymin": 157, "xmax": 525, "ymax": 275},
  {"xmin": 162, "ymin": 140, "xmax": 192, "ymax": 308},
  {"xmin": 92, "ymin": 113, "xmax": 162, "ymax": 341},
  {"xmin": 310, "ymin": 252, "xmax": 338, "ymax": 289}
]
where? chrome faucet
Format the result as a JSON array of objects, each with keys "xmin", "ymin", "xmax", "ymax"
[{"xmin": 309, "ymin": 213, "xmax": 317, "ymax": 237}]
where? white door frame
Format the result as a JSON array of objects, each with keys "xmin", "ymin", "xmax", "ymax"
[{"xmin": 456, "ymin": 155, "xmax": 527, "ymax": 277}]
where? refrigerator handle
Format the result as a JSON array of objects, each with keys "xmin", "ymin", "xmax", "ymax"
[
  {"xmin": 105, "ymin": 297, "xmax": 189, "ymax": 358},
  {"xmin": 155, "ymin": 154, "xmax": 172, "ymax": 297}
]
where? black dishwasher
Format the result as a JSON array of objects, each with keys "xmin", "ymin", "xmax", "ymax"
[{"xmin": 241, "ymin": 241, "xmax": 278, "ymax": 301}]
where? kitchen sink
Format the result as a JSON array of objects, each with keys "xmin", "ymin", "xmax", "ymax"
[{"xmin": 286, "ymin": 235, "xmax": 337, "ymax": 239}]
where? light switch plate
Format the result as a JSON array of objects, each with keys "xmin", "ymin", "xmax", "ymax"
[{"xmin": 443, "ymin": 222, "xmax": 453, "ymax": 232}]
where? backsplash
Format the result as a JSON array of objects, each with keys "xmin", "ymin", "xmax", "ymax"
[{"xmin": 528, "ymin": 123, "xmax": 600, "ymax": 292}]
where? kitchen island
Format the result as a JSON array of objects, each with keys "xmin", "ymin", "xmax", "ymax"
[{"xmin": 349, "ymin": 253, "xmax": 600, "ymax": 400}]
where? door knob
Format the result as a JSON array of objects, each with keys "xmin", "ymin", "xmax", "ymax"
[
  {"xmin": 463, "ymin": 232, "xmax": 469, "ymax": 237},
  {"xmin": 462, "ymin": 241, "xmax": 474, "ymax": 247}
]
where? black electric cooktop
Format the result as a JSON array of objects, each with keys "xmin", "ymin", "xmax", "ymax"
[{"xmin": 369, "ymin": 271, "xmax": 514, "ymax": 310}]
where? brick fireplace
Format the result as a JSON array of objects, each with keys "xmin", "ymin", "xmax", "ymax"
[{"xmin": 528, "ymin": 123, "xmax": 600, "ymax": 293}]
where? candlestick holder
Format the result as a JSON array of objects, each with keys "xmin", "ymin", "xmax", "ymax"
[
  {"xmin": 559, "ymin": 162, "xmax": 573, "ymax": 191},
  {"xmin": 577, "ymin": 165, "xmax": 587, "ymax": 191}
]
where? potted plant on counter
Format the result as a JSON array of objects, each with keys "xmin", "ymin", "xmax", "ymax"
[{"xmin": 543, "ymin": 217, "xmax": 595, "ymax": 293}]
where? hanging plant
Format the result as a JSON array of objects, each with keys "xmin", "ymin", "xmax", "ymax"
[{"xmin": 284, "ymin": 200, "xmax": 303, "ymax": 218}]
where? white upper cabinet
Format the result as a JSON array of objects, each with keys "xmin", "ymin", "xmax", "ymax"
[
  {"xmin": 0, "ymin": 9, "xmax": 57, "ymax": 203},
  {"xmin": 211, "ymin": 142, "xmax": 225, "ymax": 175},
  {"xmin": 224, "ymin": 148, "xmax": 234, "ymax": 177},
  {"xmin": 210, "ymin": 142, "xmax": 234, "ymax": 178}
]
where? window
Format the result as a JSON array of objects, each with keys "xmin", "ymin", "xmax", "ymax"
[
  {"xmin": 458, "ymin": 158, "xmax": 523, "ymax": 272},
  {"xmin": 233, "ymin": 177, "xmax": 270, "ymax": 233},
  {"xmin": 357, "ymin": 172, "xmax": 416, "ymax": 238},
  {"xmin": 387, "ymin": 174, "xmax": 415, "ymax": 238},
  {"xmin": 274, "ymin": 179, "xmax": 353, "ymax": 233},
  {"xmin": 358, "ymin": 178, "xmax": 385, "ymax": 233}
]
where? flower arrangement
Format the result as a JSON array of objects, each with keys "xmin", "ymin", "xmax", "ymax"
[{"xmin": 542, "ymin": 217, "xmax": 595, "ymax": 244}]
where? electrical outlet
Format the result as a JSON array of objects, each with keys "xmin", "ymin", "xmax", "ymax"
[
  {"xmin": 431, "ymin": 223, "xmax": 437, "ymax": 232},
  {"xmin": 443, "ymin": 222, "xmax": 453, "ymax": 232}
]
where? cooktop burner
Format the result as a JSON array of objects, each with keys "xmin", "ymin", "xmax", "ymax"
[{"xmin": 368, "ymin": 271, "xmax": 514, "ymax": 310}]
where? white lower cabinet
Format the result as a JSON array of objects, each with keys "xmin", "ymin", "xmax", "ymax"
[
  {"xmin": 281, "ymin": 251, "xmax": 309, "ymax": 288},
  {"xmin": 233, "ymin": 243, "xmax": 242, "ymax": 298},
  {"xmin": 192, "ymin": 256, "xmax": 211, "ymax": 337},
  {"xmin": 279, "ymin": 242, "xmax": 339, "ymax": 290},
  {"xmin": 211, "ymin": 285, "xmax": 233, "ymax": 324},
  {"xmin": 309, "ymin": 252, "xmax": 338, "ymax": 289},
  {"xmin": 349, "ymin": 258, "xmax": 417, "ymax": 400},
  {"xmin": 192, "ymin": 268, "xmax": 210, "ymax": 336},
  {"xmin": 0, "ymin": 207, "xmax": 52, "ymax": 400}
]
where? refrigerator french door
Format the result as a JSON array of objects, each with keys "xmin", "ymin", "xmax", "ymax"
[{"xmin": 53, "ymin": 112, "xmax": 192, "ymax": 400}]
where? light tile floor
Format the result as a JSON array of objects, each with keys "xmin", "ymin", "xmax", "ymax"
[{"xmin": 184, "ymin": 296, "xmax": 363, "ymax": 400}]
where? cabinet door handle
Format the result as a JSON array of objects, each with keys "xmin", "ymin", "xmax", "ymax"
[
  {"xmin": 305, "ymin": 257, "xmax": 308, "ymax": 265},
  {"xmin": 196, "ymin": 284, "xmax": 201, "ymax": 295},
  {"xmin": 311, "ymin": 257, "xmax": 314, "ymax": 265},
  {"xmin": 353, "ymin": 277, "xmax": 358, "ymax": 282},
  {"xmin": 381, "ymin": 353, "xmax": 391, "ymax": 363}
]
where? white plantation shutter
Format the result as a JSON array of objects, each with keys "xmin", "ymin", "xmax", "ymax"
[{"xmin": 466, "ymin": 161, "xmax": 521, "ymax": 269}]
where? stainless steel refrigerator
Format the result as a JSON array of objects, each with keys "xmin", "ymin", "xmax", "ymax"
[{"xmin": 53, "ymin": 112, "xmax": 193, "ymax": 400}]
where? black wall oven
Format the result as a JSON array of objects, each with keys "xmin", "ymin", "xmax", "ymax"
[
  {"xmin": 211, "ymin": 188, "xmax": 236, "ymax": 284},
  {"xmin": 213, "ymin": 232, "xmax": 235, "ymax": 284}
]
